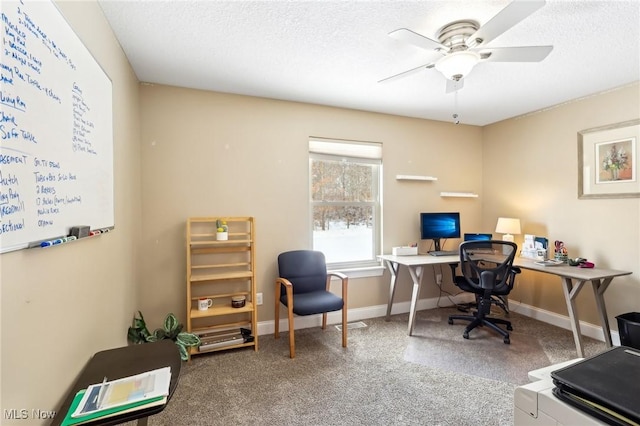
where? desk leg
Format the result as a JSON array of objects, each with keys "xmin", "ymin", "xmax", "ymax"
[
  {"xmin": 137, "ymin": 417, "xmax": 149, "ymax": 426},
  {"xmin": 561, "ymin": 277, "xmax": 587, "ymax": 357},
  {"xmin": 592, "ymin": 278, "xmax": 614, "ymax": 347},
  {"xmin": 384, "ymin": 260, "xmax": 400, "ymax": 321},
  {"xmin": 407, "ymin": 265, "xmax": 424, "ymax": 336}
]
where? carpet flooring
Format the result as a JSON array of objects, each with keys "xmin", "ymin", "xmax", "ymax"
[{"xmin": 145, "ymin": 307, "xmax": 608, "ymax": 426}]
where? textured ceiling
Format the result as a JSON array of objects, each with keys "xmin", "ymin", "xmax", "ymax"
[{"xmin": 97, "ymin": 0, "xmax": 640, "ymax": 126}]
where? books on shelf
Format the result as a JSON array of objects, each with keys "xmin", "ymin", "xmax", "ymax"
[
  {"xmin": 61, "ymin": 367, "xmax": 171, "ymax": 426},
  {"xmin": 195, "ymin": 327, "xmax": 254, "ymax": 352}
]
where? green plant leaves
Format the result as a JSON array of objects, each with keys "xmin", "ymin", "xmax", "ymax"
[
  {"xmin": 151, "ymin": 328, "xmax": 167, "ymax": 341},
  {"xmin": 127, "ymin": 311, "xmax": 201, "ymax": 360},
  {"xmin": 163, "ymin": 313, "xmax": 178, "ymax": 333},
  {"xmin": 127, "ymin": 327, "xmax": 144, "ymax": 344},
  {"xmin": 176, "ymin": 332, "xmax": 201, "ymax": 347},
  {"xmin": 127, "ymin": 310, "xmax": 151, "ymax": 344},
  {"xmin": 162, "ymin": 313, "xmax": 183, "ymax": 340},
  {"xmin": 176, "ymin": 343, "xmax": 189, "ymax": 361}
]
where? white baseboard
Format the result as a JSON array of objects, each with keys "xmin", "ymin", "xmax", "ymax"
[
  {"xmin": 259, "ymin": 296, "xmax": 620, "ymax": 346},
  {"xmin": 508, "ymin": 300, "xmax": 620, "ymax": 345},
  {"xmin": 258, "ymin": 293, "xmax": 473, "ymax": 335}
]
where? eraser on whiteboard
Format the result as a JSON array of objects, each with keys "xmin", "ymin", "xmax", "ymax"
[{"xmin": 70, "ymin": 226, "xmax": 90, "ymax": 238}]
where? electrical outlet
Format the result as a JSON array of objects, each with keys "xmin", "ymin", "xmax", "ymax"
[
  {"xmin": 436, "ymin": 274, "xmax": 442, "ymax": 285},
  {"xmin": 256, "ymin": 292, "xmax": 263, "ymax": 305}
]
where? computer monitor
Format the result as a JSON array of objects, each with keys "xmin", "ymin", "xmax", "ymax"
[
  {"xmin": 464, "ymin": 233, "xmax": 492, "ymax": 249},
  {"xmin": 464, "ymin": 233, "xmax": 492, "ymax": 242},
  {"xmin": 420, "ymin": 212, "xmax": 461, "ymax": 251}
]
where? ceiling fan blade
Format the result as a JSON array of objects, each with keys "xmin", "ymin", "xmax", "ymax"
[
  {"xmin": 445, "ymin": 78, "xmax": 464, "ymax": 93},
  {"xmin": 469, "ymin": 0, "xmax": 546, "ymax": 47},
  {"xmin": 388, "ymin": 28, "xmax": 446, "ymax": 51},
  {"xmin": 478, "ymin": 45, "xmax": 553, "ymax": 62},
  {"xmin": 378, "ymin": 63, "xmax": 435, "ymax": 83}
]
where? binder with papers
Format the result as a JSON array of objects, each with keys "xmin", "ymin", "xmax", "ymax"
[
  {"xmin": 550, "ymin": 346, "xmax": 640, "ymax": 426},
  {"xmin": 61, "ymin": 367, "xmax": 171, "ymax": 426}
]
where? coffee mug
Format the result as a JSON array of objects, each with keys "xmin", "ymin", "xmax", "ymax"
[{"xmin": 198, "ymin": 298, "xmax": 213, "ymax": 311}]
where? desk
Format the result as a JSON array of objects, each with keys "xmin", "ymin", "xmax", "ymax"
[
  {"xmin": 378, "ymin": 254, "xmax": 632, "ymax": 357},
  {"xmin": 513, "ymin": 257, "xmax": 631, "ymax": 357},
  {"xmin": 52, "ymin": 340, "xmax": 181, "ymax": 426},
  {"xmin": 378, "ymin": 254, "xmax": 459, "ymax": 336}
]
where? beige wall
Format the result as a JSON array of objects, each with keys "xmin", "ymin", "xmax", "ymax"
[
  {"xmin": 483, "ymin": 83, "xmax": 640, "ymax": 326},
  {"xmin": 0, "ymin": 1, "xmax": 142, "ymax": 423},
  {"xmin": 137, "ymin": 82, "xmax": 639, "ymax": 332},
  {"xmin": 1, "ymin": 1, "xmax": 638, "ymax": 424},
  {"xmin": 138, "ymin": 84, "xmax": 484, "ymax": 325}
]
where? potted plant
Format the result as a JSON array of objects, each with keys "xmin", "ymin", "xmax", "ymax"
[
  {"xmin": 216, "ymin": 219, "xmax": 228, "ymax": 240},
  {"xmin": 127, "ymin": 311, "xmax": 200, "ymax": 361}
]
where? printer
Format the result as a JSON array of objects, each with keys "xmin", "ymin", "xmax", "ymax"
[
  {"xmin": 514, "ymin": 358, "xmax": 604, "ymax": 425},
  {"xmin": 515, "ymin": 347, "xmax": 640, "ymax": 425}
]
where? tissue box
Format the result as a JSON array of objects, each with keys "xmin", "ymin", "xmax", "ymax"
[{"xmin": 392, "ymin": 246, "xmax": 418, "ymax": 256}]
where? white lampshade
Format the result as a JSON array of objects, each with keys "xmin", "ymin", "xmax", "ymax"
[
  {"xmin": 435, "ymin": 51, "xmax": 481, "ymax": 80},
  {"xmin": 495, "ymin": 217, "xmax": 521, "ymax": 243}
]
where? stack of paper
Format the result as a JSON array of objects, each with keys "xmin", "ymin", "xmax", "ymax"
[{"xmin": 61, "ymin": 367, "xmax": 171, "ymax": 426}]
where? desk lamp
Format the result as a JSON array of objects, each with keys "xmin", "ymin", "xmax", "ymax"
[{"xmin": 495, "ymin": 217, "xmax": 521, "ymax": 243}]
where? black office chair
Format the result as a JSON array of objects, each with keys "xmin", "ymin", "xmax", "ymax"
[
  {"xmin": 448, "ymin": 240, "xmax": 520, "ymax": 344},
  {"xmin": 275, "ymin": 250, "xmax": 348, "ymax": 358}
]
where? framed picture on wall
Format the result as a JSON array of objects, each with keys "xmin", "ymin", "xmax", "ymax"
[{"xmin": 578, "ymin": 119, "xmax": 640, "ymax": 199}]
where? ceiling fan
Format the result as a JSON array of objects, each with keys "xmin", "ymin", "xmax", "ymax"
[{"xmin": 380, "ymin": 0, "xmax": 553, "ymax": 92}]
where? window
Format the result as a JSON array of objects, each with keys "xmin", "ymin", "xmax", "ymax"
[{"xmin": 309, "ymin": 138, "xmax": 382, "ymax": 269}]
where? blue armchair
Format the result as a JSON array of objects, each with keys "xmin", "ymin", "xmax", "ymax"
[{"xmin": 274, "ymin": 250, "xmax": 348, "ymax": 358}]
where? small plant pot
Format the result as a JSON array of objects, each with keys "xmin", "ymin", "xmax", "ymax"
[{"xmin": 216, "ymin": 232, "xmax": 228, "ymax": 241}]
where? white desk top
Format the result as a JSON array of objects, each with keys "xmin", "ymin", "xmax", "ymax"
[
  {"xmin": 514, "ymin": 257, "xmax": 631, "ymax": 281},
  {"xmin": 377, "ymin": 253, "xmax": 459, "ymax": 266},
  {"xmin": 378, "ymin": 254, "xmax": 631, "ymax": 280}
]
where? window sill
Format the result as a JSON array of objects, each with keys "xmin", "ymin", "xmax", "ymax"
[{"xmin": 329, "ymin": 265, "xmax": 385, "ymax": 279}]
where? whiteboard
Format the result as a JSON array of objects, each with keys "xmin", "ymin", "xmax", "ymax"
[{"xmin": 0, "ymin": 0, "xmax": 113, "ymax": 253}]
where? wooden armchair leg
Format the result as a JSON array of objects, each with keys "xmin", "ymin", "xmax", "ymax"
[
  {"xmin": 342, "ymin": 307, "xmax": 347, "ymax": 348},
  {"xmin": 322, "ymin": 312, "xmax": 327, "ymax": 330},
  {"xmin": 274, "ymin": 282, "xmax": 280, "ymax": 339},
  {"xmin": 287, "ymin": 302, "xmax": 295, "ymax": 358}
]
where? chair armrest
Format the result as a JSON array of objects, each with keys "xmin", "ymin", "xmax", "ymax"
[
  {"xmin": 327, "ymin": 271, "xmax": 348, "ymax": 299},
  {"xmin": 276, "ymin": 277, "xmax": 293, "ymax": 288},
  {"xmin": 275, "ymin": 277, "xmax": 294, "ymax": 303},
  {"xmin": 327, "ymin": 271, "xmax": 347, "ymax": 280},
  {"xmin": 506, "ymin": 266, "xmax": 521, "ymax": 289}
]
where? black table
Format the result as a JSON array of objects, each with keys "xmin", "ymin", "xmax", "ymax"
[{"xmin": 51, "ymin": 340, "xmax": 181, "ymax": 426}]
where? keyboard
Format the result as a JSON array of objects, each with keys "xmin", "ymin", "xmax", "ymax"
[{"xmin": 429, "ymin": 250, "xmax": 458, "ymax": 257}]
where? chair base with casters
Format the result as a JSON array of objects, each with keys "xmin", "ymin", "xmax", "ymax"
[
  {"xmin": 448, "ymin": 264, "xmax": 510, "ymax": 316},
  {"xmin": 274, "ymin": 250, "xmax": 348, "ymax": 358},
  {"xmin": 447, "ymin": 240, "xmax": 520, "ymax": 345},
  {"xmin": 448, "ymin": 296, "xmax": 514, "ymax": 344}
]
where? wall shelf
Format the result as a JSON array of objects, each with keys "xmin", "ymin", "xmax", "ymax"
[
  {"xmin": 395, "ymin": 175, "xmax": 438, "ymax": 181},
  {"xmin": 440, "ymin": 192, "xmax": 479, "ymax": 198}
]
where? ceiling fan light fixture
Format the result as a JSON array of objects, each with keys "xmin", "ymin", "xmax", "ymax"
[{"xmin": 434, "ymin": 50, "xmax": 481, "ymax": 80}]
